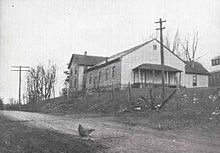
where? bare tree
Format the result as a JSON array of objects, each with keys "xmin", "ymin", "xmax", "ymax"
[
  {"xmin": 164, "ymin": 30, "xmax": 203, "ymax": 64},
  {"xmin": 26, "ymin": 62, "xmax": 56, "ymax": 103},
  {"xmin": 182, "ymin": 31, "xmax": 199, "ymax": 62},
  {"xmin": 164, "ymin": 30, "xmax": 181, "ymax": 54}
]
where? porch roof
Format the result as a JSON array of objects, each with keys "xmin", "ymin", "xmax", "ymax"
[{"xmin": 133, "ymin": 63, "xmax": 182, "ymax": 72}]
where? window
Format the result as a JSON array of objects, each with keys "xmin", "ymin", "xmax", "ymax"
[
  {"xmin": 106, "ymin": 69, "xmax": 109, "ymax": 81},
  {"xmin": 75, "ymin": 67, "xmax": 77, "ymax": 74},
  {"xmin": 74, "ymin": 78, "xmax": 77, "ymax": 88},
  {"xmin": 98, "ymin": 71, "xmax": 101, "ymax": 82},
  {"xmin": 216, "ymin": 73, "xmax": 219, "ymax": 79},
  {"xmin": 193, "ymin": 75, "xmax": 197, "ymax": 86},
  {"xmin": 212, "ymin": 59, "xmax": 220, "ymax": 66},
  {"xmin": 89, "ymin": 75, "xmax": 92, "ymax": 84},
  {"xmin": 70, "ymin": 68, "xmax": 73, "ymax": 75},
  {"xmin": 212, "ymin": 60, "xmax": 215, "ymax": 66},
  {"xmin": 153, "ymin": 44, "xmax": 157, "ymax": 50},
  {"xmin": 69, "ymin": 79, "xmax": 72, "ymax": 87},
  {"xmin": 112, "ymin": 66, "xmax": 116, "ymax": 78},
  {"xmin": 93, "ymin": 77, "xmax": 97, "ymax": 88}
]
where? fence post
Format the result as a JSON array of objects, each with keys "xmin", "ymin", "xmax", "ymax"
[
  {"xmin": 149, "ymin": 87, "xmax": 154, "ymax": 109},
  {"xmin": 98, "ymin": 83, "xmax": 101, "ymax": 97}
]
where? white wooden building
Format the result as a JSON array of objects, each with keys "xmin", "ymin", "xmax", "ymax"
[
  {"xmin": 85, "ymin": 39, "xmax": 186, "ymax": 89},
  {"xmin": 67, "ymin": 39, "xmax": 210, "ymax": 92}
]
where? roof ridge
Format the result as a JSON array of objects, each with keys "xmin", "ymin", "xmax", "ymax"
[
  {"xmin": 90, "ymin": 39, "xmax": 156, "ymax": 68},
  {"xmin": 72, "ymin": 53, "xmax": 106, "ymax": 58}
]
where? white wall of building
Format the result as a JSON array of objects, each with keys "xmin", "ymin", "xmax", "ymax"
[
  {"xmin": 77, "ymin": 66, "xmax": 85, "ymax": 91},
  {"xmin": 211, "ymin": 65, "xmax": 220, "ymax": 72},
  {"xmin": 121, "ymin": 40, "xmax": 185, "ymax": 85},
  {"xmin": 185, "ymin": 74, "xmax": 209, "ymax": 88}
]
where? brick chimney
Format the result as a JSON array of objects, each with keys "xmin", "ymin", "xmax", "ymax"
[
  {"xmin": 84, "ymin": 51, "xmax": 87, "ymax": 56},
  {"xmin": 105, "ymin": 57, "xmax": 108, "ymax": 63}
]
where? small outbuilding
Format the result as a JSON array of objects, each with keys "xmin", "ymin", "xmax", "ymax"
[{"xmin": 184, "ymin": 61, "xmax": 209, "ymax": 88}]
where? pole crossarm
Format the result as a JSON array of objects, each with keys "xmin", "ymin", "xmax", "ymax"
[
  {"xmin": 11, "ymin": 66, "xmax": 29, "ymax": 68},
  {"xmin": 156, "ymin": 27, "xmax": 165, "ymax": 30},
  {"xmin": 11, "ymin": 70, "xmax": 30, "ymax": 72},
  {"xmin": 155, "ymin": 20, "xmax": 166, "ymax": 24}
]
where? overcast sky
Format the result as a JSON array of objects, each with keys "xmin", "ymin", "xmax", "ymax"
[{"xmin": 1, "ymin": 0, "xmax": 220, "ymax": 103}]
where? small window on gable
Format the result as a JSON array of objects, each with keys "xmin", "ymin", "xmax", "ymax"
[
  {"xmin": 193, "ymin": 75, "xmax": 197, "ymax": 86},
  {"xmin": 75, "ymin": 67, "xmax": 77, "ymax": 74},
  {"xmin": 153, "ymin": 44, "xmax": 157, "ymax": 50}
]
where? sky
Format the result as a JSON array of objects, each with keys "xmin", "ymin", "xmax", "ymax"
[{"xmin": 0, "ymin": 0, "xmax": 220, "ymax": 103}]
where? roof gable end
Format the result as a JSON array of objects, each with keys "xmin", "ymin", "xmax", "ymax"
[{"xmin": 68, "ymin": 54, "xmax": 106, "ymax": 69}]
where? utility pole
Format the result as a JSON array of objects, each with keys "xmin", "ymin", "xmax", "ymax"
[
  {"xmin": 11, "ymin": 66, "xmax": 30, "ymax": 104},
  {"xmin": 155, "ymin": 18, "xmax": 166, "ymax": 99}
]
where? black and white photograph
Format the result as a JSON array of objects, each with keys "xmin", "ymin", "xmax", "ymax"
[{"xmin": 0, "ymin": 0, "xmax": 220, "ymax": 152}]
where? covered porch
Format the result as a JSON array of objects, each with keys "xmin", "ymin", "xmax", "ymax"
[{"xmin": 132, "ymin": 63, "xmax": 182, "ymax": 87}]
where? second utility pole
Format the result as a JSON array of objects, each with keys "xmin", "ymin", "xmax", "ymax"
[
  {"xmin": 155, "ymin": 18, "xmax": 166, "ymax": 100},
  {"xmin": 11, "ymin": 66, "xmax": 30, "ymax": 104}
]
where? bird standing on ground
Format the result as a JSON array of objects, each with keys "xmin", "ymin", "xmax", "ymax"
[{"xmin": 78, "ymin": 124, "xmax": 95, "ymax": 137}]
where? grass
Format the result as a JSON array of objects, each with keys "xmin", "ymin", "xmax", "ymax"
[
  {"xmin": 113, "ymin": 87, "xmax": 220, "ymax": 131},
  {"xmin": 0, "ymin": 115, "xmax": 107, "ymax": 153}
]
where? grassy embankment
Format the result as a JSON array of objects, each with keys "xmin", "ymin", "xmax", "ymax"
[
  {"xmin": 0, "ymin": 114, "xmax": 107, "ymax": 153},
  {"xmin": 35, "ymin": 87, "xmax": 220, "ymax": 132}
]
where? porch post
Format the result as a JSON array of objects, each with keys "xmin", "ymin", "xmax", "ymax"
[
  {"xmin": 166, "ymin": 71, "xmax": 169, "ymax": 85},
  {"xmin": 138, "ymin": 69, "xmax": 140, "ymax": 83},
  {"xmin": 145, "ymin": 71, "xmax": 147, "ymax": 84},
  {"xmin": 152, "ymin": 70, "xmax": 155, "ymax": 84},
  {"xmin": 179, "ymin": 72, "xmax": 181, "ymax": 87},
  {"xmin": 133, "ymin": 71, "xmax": 135, "ymax": 84}
]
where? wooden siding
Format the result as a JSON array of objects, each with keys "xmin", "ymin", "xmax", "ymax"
[
  {"xmin": 121, "ymin": 40, "xmax": 185, "ymax": 86},
  {"xmin": 77, "ymin": 66, "xmax": 85, "ymax": 91},
  {"xmin": 85, "ymin": 60, "xmax": 121, "ymax": 89},
  {"xmin": 69, "ymin": 61, "xmax": 85, "ymax": 93},
  {"xmin": 185, "ymin": 74, "xmax": 208, "ymax": 88}
]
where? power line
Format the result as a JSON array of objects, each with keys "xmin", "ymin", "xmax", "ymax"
[
  {"xmin": 11, "ymin": 66, "xmax": 30, "ymax": 104},
  {"xmin": 155, "ymin": 18, "xmax": 166, "ymax": 100}
]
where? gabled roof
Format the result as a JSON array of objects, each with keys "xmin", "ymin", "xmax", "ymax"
[
  {"xmin": 133, "ymin": 63, "xmax": 182, "ymax": 72},
  {"xmin": 108, "ymin": 39, "xmax": 156, "ymax": 61},
  {"xmin": 88, "ymin": 38, "xmax": 185, "ymax": 71},
  {"xmin": 93, "ymin": 39, "xmax": 156, "ymax": 68},
  {"xmin": 68, "ymin": 54, "xmax": 106, "ymax": 69},
  {"xmin": 185, "ymin": 61, "xmax": 209, "ymax": 75}
]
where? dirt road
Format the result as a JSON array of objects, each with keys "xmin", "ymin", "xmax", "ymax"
[{"xmin": 1, "ymin": 111, "xmax": 220, "ymax": 153}]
